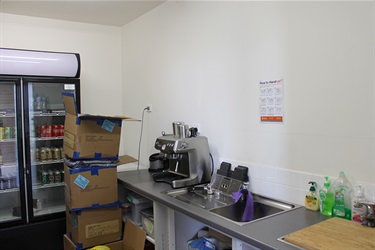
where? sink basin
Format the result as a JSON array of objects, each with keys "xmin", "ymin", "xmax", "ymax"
[
  {"xmin": 209, "ymin": 201, "xmax": 282, "ymax": 222},
  {"xmin": 209, "ymin": 194, "xmax": 298, "ymax": 225},
  {"xmin": 163, "ymin": 187, "xmax": 299, "ymax": 225}
]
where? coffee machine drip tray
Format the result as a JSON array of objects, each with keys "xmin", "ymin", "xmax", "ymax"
[{"xmin": 152, "ymin": 172, "xmax": 187, "ymax": 187}]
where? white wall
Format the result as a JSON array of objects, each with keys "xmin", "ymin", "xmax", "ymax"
[
  {"xmin": 121, "ymin": 1, "xmax": 374, "ymax": 202},
  {"xmin": 0, "ymin": 13, "xmax": 122, "ymax": 116}
]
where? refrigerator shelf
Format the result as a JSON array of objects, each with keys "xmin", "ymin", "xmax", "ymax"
[
  {"xmin": 31, "ymin": 110, "xmax": 66, "ymax": 117},
  {"xmin": 31, "ymin": 136, "xmax": 64, "ymax": 141},
  {"xmin": 0, "ymin": 113, "xmax": 16, "ymax": 118},
  {"xmin": 0, "ymin": 138, "xmax": 17, "ymax": 142},
  {"xmin": 33, "ymin": 182, "xmax": 65, "ymax": 190},
  {"xmin": 0, "ymin": 187, "xmax": 20, "ymax": 194},
  {"xmin": 31, "ymin": 159, "xmax": 64, "ymax": 165}
]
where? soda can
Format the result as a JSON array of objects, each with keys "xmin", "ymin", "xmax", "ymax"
[
  {"xmin": 40, "ymin": 147, "xmax": 47, "ymax": 161},
  {"xmin": 40, "ymin": 125, "xmax": 47, "ymax": 138},
  {"xmin": 60, "ymin": 147, "xmax": 64, "ymax": 158},
  {"xmin": 45, "ymin": 147, "xmax": 52, "ymax": 160},
  {"xmin": 53, "ymin": 125, "xmax": 60, "ymax": 137},
  {"xmin": 41, "ymin": 170, "xmax": 48, "ymax": 185},
  {"xmin": 54, "ymin": 169, "xmax": 61, "ymax": 183},
  {"xmin": 52, "ymin": 147, "xmax": 61, "ymax": 160},
  {"xmin": 59, "ymin": 125, "xmax": 64, "ymax": 137},
  {"xmin": 35, "ymin": 147, "xmax": 40, "ymax": 160},
  {"xmin": 4, "ymin": 127, "xmax": 12, "ymax": 139},
  {"xmin": 0, "ymin": 127, "xmax": 4, "ymax": 140},
  {"xmin": 46, "ymin": 125, "xmax": 52, "ymax": 138}
]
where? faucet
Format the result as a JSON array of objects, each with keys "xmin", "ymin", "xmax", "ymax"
[{"xmin": 204, "ymin": 183, "xmax": 214, "ymax": 195}]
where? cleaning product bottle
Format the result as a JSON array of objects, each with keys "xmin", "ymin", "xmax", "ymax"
[
  {"xmin": 332, "ymin": 171, "xmax": 352, "ymax": 220},
  {"xmin": 351, "ymin": 184, "xmax": 366, "ymax": 223},
  {"xmin": 305, "ymin": 181, "xmax": 319, "ymax": 211},
  {"xmin": 319, "ymin": 176, "xmax": 334, "ymax": 216}
]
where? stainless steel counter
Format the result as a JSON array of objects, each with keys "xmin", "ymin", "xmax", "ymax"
[{"xmin": 117, "ymin": 170, "xmax": 328, "ymax": 250}]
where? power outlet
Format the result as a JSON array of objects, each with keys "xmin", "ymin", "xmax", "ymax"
[{"xmin": 146, "ymin": 104, "xmax": 153, "ymax": 112}]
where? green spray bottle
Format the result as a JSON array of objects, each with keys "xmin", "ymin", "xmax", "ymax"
[{"xmin": 319, "ymin": 176, "xmax": 334, "ymax": 216}]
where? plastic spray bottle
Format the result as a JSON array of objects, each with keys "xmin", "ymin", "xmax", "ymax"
[
  {"xmin": 305, "ymin": 181, "xmax": 319, "ymax": 211},
  {"xmin": 332, "ymin": 171, "xmax": 352, "ymax": 220},
  {"xmin": 352, "ymin": 184, "xmax": 366, "ymax": 223},
  {"xmin": 319, "ymin": 176, "xmax": 334, "ymax": 216}
]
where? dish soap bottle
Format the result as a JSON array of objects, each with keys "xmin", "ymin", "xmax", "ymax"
[
  {"xmin": 332, "ymin": 171, "xmax": 352, "ymax": 220},
  {"xmin": 319, "ymin": 176, "xmax": 334, "ymax": 216},
  {"xmin": 305, "ymin": 181, "xmax": 319, "ymax": 211},
  {"xmin": 351, "ymin": 184, "xmax": 366, "ymax": 223}
]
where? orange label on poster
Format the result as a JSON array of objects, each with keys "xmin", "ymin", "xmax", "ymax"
[{"xmin": 261, "ymin": 116, "xmax": 283, "ymax": 122}]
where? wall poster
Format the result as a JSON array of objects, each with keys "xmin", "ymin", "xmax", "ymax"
[{"xmin": 259, "ymin": 78, "xmax": 283, "ymax": 122}]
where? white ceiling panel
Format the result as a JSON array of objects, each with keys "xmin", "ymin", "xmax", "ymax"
[{"xmin": 0, "ymin": 1, "xmax": 165, "ymax": 26}]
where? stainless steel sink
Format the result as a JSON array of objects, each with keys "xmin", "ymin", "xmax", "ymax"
[{"xmin": 163, "ymin": 187, "xmax": 299, "ymax": 225}]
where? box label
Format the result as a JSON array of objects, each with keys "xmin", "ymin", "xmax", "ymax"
[
  {"xmin": 64, "ymin": 131, "xmax": 75, "ymax": 149},
  {"xmin": 85, "ymin": 219, "xmax": 120, "ymax": 238},
  {"xmin": 73, "ymin": 174, "xmax": 89, "ymax": 189},
  {"xmin": 102, "ymin": 119, "xmax": 115, "ymax": 133}
]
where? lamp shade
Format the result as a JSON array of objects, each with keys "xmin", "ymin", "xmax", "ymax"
[{"xmin": 0, "ymin": 48, "xmax": 80, "ymax": 78}]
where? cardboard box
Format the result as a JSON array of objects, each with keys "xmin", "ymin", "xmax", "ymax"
[
  {"xmin": 62, "ymin": 92, "xmax": 136, "ymax": 161},
  {"xmin": 65, "ymin": 164, "xmax": 118, "ymax": 210},
  {"xmin": 63, "ymin": 234, "xmax": 123, "ymax": 250},
  {"xmin": 64, "ymin": 219, "xmax": 146, "ymax": 250},
  {"xmin": 66, "ymin": 203, "xmax": 123, "ymax": 249}
]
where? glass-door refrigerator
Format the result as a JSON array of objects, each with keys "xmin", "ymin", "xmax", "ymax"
[
  {"xmin": 0, "ymin": 76, "xmax": 80, "ymax": 227},
  {"xmin": 0, "ymin": 77, "xmax": 24, "ymax": 227}
]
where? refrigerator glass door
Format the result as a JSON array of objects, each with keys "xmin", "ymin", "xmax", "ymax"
[
  {"xmin": 0, "ymin": 79, "xmax": 25, "ymax": 225},
  {"xmin": 25, "ymin": 79, "xmax": 77, "ymax": 220}
]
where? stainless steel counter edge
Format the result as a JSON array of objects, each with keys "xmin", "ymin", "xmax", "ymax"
[{"xmin": 117, "ymin": 170, "xmax": 328, "ymax": 250}]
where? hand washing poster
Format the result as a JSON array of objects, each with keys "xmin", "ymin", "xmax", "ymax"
[{"xmin": 259, "ymin": 78, "xmax": 283, "ymax": 122}]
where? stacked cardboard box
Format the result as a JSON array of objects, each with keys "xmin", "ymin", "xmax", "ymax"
[{"xmin": 61, "ymin": 93, "xmax": 146, "ymax": 250}]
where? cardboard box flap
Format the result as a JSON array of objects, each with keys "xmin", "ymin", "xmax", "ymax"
[
  {"xmin": 117, "ymin": 155, "xmax": 137, "ymax": 165},
  {"xmin": 77, "ymin": 113, "xmax": 136, "ymax": 121},
  {"xmin": 66, "ymin": 164, "xmax": 117, "ymax": 175},
  {"xmin": 63, "ymin": 92, "xmax": 78, "ymax": 116},
  {"xmin": 62, "ymin": 91, "xmax": 139, "ymax": 122},
  {"xmin": 123, "ymin": 219, "xmax": 146, "ymax": 250}
]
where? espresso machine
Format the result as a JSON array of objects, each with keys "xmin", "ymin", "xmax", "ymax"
[{"xmin": 152, "ymin": 122, "xmax": 211, "ymax": 188}]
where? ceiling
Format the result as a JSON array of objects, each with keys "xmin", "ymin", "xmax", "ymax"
[{"xmin": 0, "ymin": 0, "xmax": 166, "ymax": 26}]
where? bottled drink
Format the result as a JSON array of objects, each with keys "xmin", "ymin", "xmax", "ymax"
[
  {"xmin": 48, "ymin": 169, "xmax": 54, "ymax": 184},
  {"xmin": 332, "ymin": 171, "xmax": 352, "ymax": 220},
  {"xmin": 41, "ymin": 170, "xmax": 48, "ymax": 185},
  {"xmin": 0, "ymin": 176, "xmax": 4, "ymax": 190},
  {"xmin": 54, "ymin": 169, "xmax": 61, "ymax": 183},
  {"xmin": 352, "ymin": 185, "xmax": 367, "ymax": 223}
]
